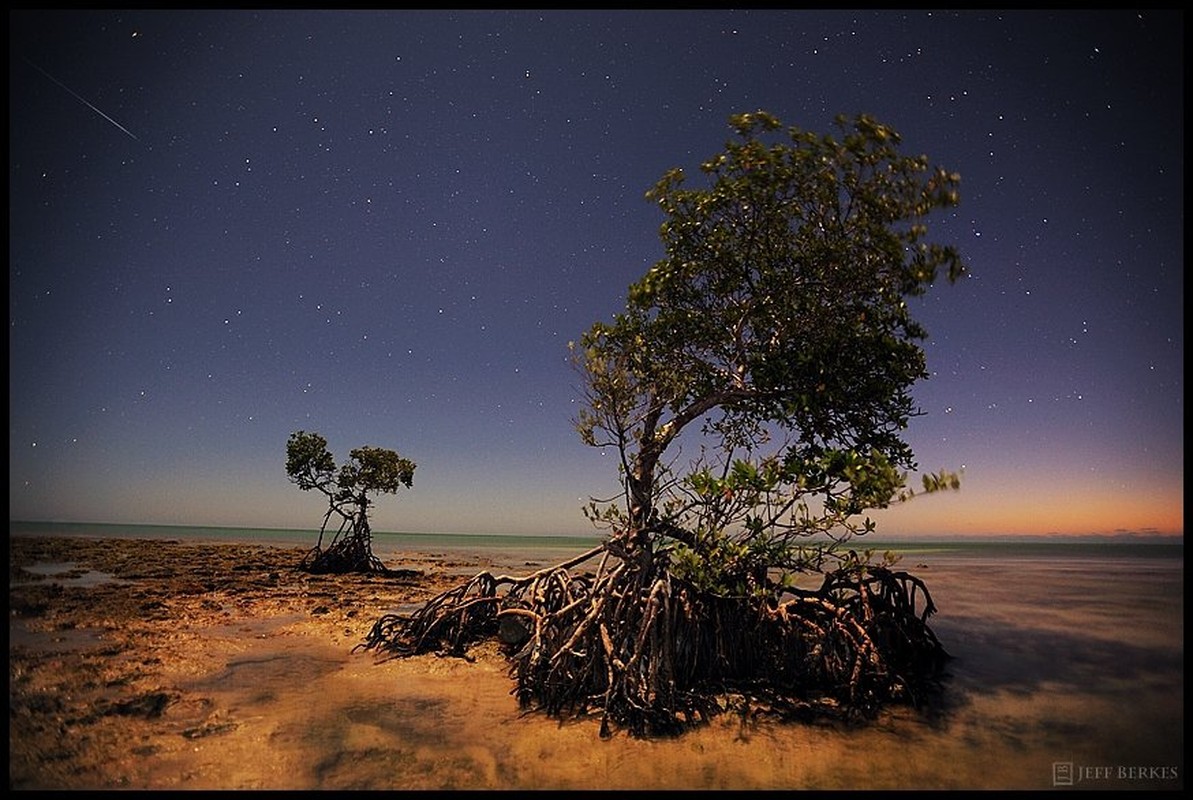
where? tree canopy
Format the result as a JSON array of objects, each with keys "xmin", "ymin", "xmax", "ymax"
[{"xmin": 575, "ymin": 111, "xmax": 964, "ymax": 581}]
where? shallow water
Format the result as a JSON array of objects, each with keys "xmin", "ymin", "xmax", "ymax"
[
  {"xmin": 15, "ymin": 562, "xmax": 124, "ymax": 588},
  {"xmin": 8, "ymin": 530, "xmax": 1183, "ymax": 789},
  {"xmin": 133, "ymin": 550, "xmax": 1185, "ymax": 789}
]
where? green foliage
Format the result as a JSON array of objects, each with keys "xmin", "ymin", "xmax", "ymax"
[
  {"xmin": 286, "ymin": 432, "xmax": 415, "ymax": 502},
  {"xmin": 336, "ymin": 446, "xmax": 416, "ymax": 503},
  {"xmin": 285, "ymin": 430, "xmax": 337, "ymax": 493},
  {"xmin": 572, "ymin": 111, "xmax": 966, "ymax": 587}
]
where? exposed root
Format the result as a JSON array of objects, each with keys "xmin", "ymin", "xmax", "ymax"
[
  {"xmin": 358, "ymin": 538, "xmax": 950, "ymax": 738},
  {"xmin": 300, "ymin": 518, "xmax": 395, "ymax": 575}
]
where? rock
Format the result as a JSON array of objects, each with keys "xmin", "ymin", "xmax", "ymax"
[{"xmin": 497, "ymin": 615, "xmax": 531, "ymax": 647}]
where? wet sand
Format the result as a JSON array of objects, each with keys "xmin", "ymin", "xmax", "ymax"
[{"xmin": 8, "ymin": 535, "xmax": 1184, "ymax": 790}]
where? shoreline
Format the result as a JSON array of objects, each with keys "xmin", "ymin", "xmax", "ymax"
[
  {"xmin": 9, "ymin": 534, "xmax": 1184, "ymax": 790},
  {"xmin": 9, "ymin": 519, "xmax": 1182, "ymax": 556}
]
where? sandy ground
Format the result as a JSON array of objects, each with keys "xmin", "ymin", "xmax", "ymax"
[{"xmin": 8, "ymin": 535, "xmax": 1184, "ymax": 790}]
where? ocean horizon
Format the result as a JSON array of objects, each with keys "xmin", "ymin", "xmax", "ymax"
[{"xmin": 9, "ymin": 519, "xmax": 1184, "ymax": 562}]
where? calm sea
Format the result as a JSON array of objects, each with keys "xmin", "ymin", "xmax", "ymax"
[{"xmin": 8, "ymin": 520, "xmax": 1183, "ymax": 564}]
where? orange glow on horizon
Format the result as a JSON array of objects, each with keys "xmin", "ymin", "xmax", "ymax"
[{"xmin": 871, "ymin": 480, "xmax": 1183, "ymax": 538}]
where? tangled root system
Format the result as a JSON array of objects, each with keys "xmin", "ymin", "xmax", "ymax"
[{"xmin": 358, "ymin": 537, "xmax": 949, "ymax": 738}]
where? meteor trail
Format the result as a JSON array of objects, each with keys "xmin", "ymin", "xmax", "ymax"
[{"xmin": 24, "ymin": 57, "xmax": 141, "ymax": 143}]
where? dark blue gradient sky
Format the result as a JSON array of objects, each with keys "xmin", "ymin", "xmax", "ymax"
[{"xmin": 9, "ymin": 10, "xmax": 1183, "ymax": 538}]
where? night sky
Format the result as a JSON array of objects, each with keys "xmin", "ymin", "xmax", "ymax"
[{"xmin": 9, "ymin": 10, "xmax": 1183, "ymax": 539}]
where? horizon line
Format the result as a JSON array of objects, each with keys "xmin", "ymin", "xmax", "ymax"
[{"xmin": 8, "ymin": 519, "xmax": 1184, "ymax": 543}]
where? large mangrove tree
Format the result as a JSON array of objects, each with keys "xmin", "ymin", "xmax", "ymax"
[{"xmin": 360, "ymin": 111, "xmax": 967, "ymax": 737}]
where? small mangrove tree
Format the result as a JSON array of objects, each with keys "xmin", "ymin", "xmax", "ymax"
[{"xmin": 285, "ymin": 430, "xmax": 416, "ymax": 574}]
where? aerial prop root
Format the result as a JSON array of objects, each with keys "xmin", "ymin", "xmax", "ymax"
[
  {"xmin": 356, "ymin": 543, "xmax": 608, "ymax": 657},
  {"xmin": 357, "ymin": 542, "xmax": 949, "ymax": 733}
]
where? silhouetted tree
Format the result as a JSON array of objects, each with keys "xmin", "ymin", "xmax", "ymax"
[
  {"xmin": 361, "ymin": 112, "xmax": 965, "ymax": 737},
  {"xmin": 286, "ymin": 430, "xmax": 415, "ymax": 574}
]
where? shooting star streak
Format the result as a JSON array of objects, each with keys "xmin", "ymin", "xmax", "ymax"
[{"xmin": 24, "ymin": 57, "xmax": 141, "ymax": 143}]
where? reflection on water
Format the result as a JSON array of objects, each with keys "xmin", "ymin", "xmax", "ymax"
[{"xmin": 14, "ymin": 562, "xmax": 124, "ymax": 588}]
